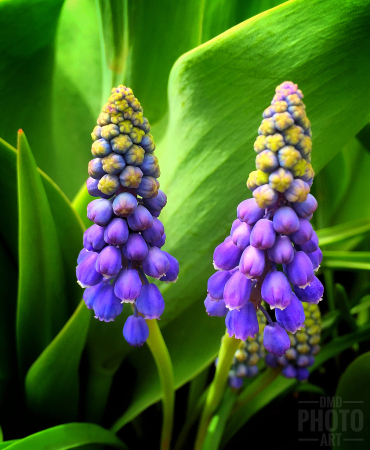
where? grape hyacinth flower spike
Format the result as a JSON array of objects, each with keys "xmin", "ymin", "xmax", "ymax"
[
  {"xmin": 205, "ymin": 81, "xmax": 323, "ymax": 357},
  {"xmin": 76, "ymin": 85, "xmax": 179, "ymax": 347}
]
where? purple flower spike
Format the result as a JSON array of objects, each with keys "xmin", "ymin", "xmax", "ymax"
[
  {"xmin": 123, "ymin": 315, "xmax": 149, "ymax": 347},
  {"xmin": 113, "ymin": 192, "xmax": 137, "ymax": 218},
  {"xmin": 306, "ymin": 247, "xmax": 322, "ymax": 271},
  {"xmin": 267, "ymin": 236, "xmax": 294, "ymax": 264},
  {"xmin": 299, "ymin": 231, "xmax": 318, "ymax": 253},
  {"xmin": 223, "ymin": 271, "xmax": 252, "ymax": 310},
  {"xmin": 289, "ymin": 218, "xmax": 313, "ymax": 245},
  {"xmin": 213, "ymin": 239, "xmax": 242, "ymax": 271},
  {"xmin": 142, "ymin": 247, "xmax": 170, "ymax": 279},
  {"xmin": 127, "ymin": 205, "xmax": 154, "ymax": 231},
  {"xmin": 160, "ymin": 251, "xmax": 179, "ymax": 282},
  {"xmin": 261, "ymin": 270, "xmax": 292, "ymax": 310},
  {"xmin": 136, "ymin": 283, "xmax": 165, "ymax": 319},
  {"xmin": 239, "ymin": 245, "xmax": 265, "ymax": 279},
  {"xmin": 141, "ymin": 217, "xmax": 164, "ymax": 243},
  {"xmin": 83, "ymin": 282, "xmax": 104, "ymax": 309},
  {"xmin": 293, "ymin": 276, "xmax": 324, "ymax": 304},
  {"xmin": 143, "ymin": 189, "xmax": 167, "ymax": 212},
  {"xmin": 122, "ymin": 233, "xmax": 149, "ymax": 260},
  {"xmin": 292, "ymin": 193, "xmax": 318, "ymax": 218},
  {"xmin": 114, "ymin": 268, "xmax": 142, "ymax": 303},
  {"xmin": 272, "ymin": 206, "xmax": 300, "ymax": 234},
  {"xmin": 275, "ymin": 293, "xmax": 305, "ymax": 333},
  {"xmin": 87, "ymin": 199, "xmax": 113, "ymax": 226},
  {"xmin": 93, "ymin": 284, "xmax": 123, "ymax": 322},
  {"xmin": 77, "ymin": 248, "xmax": 90, "ymax": 264},
  {"xmin": 84, "ymin": 224, "xmax": 106, "ymax": 251},
  {"xmin": 95, "ymin": 245, "xmax": 122, "ymax": 278},
  {"xmin": 237, "ymin": 198, "xmax": 265, "ymax": 225},
  {"xmin": 285, "ymin": 251, "xmax": 314, "ymax": 288},
  {"xmin": 207, "ymin": 271, "xmax": 232, "ymax": 300},
  {"xmin": 225, "ymin": 302, "xmax": 259, "ymax": 339},
  {"xmin": 76, "ymin": 252, "xmax": 103, "ymax": 288},
  {"xmin": 104, "ymin": 218, "xmax": 129, "ymax": 246},
  {"xmin": 250, "ymin": 219, "xmax": 276, "ymax": 249},
  {"xmin": 231, "ymin": 222, "xmax": 252, "ymax": 250},
  {"xmin": 263, "ymin": 322, "xmax": 290, "ymax": 356},
  {"xmin": 152, "ymin": 232, "xmax": 166, "ymax": 248},
  {"xmin": 204, "ymin": 296, "xmax": 228, "ymax": 317}
]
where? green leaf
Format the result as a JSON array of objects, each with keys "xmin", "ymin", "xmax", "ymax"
[
  {"xmin": 16, "ymin": 131, "xmax": 69, "ymax": 375},
  {"xmin": 321, "ymin": 251, "xmax": 370, "ymax": 271},
  {"xmin": 4, "ymin": 423, "xmax": 128, "ymax": 450},
  {"xmin": 25, "ymin": 301, "xmax": 91, "ymax": 424},
  {"xmin": 316, "ymin": 218, "xmax": 370, "ymax": 247},
  {"xmin": 333, "ymin": 352, "xmax": 370, "ymax": 449},
  {"xmin": 334, "ymin": 284, "xmax": 358, "ymax": 331},
  {"xmin": 0, "ymin": 441, "xmax": 18, "ymax": 450}
]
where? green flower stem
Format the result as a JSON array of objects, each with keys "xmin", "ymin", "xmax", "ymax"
[
  {"xmin": 194, "ymin": 332, "xmax": 240, "ymax": 450},
  {"xmin": 146, "ymin": 318, "xmax": 175, "ymax": 450}
]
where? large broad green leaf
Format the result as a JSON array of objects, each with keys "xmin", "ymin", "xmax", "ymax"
[
  {"xmin": 333, "ymin": 352, "xmax": 370, "ymax": 450},
  {"xmin": 25, "ymin": 301, "xmax": 91, "ymax": 425},
  {"xmin": 16, "ymin": 131, "xmax": 68, "ymax": 375},
  {"xmin": 4, "ymin": 423, "xmax": 128, "ymax": 450},
  {"xmin": 0, "ymin": 0, "xmax": 66, "ymax": 191}
]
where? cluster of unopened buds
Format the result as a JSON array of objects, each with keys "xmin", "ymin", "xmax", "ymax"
[
  {"xmin": 205, "ymin": 82, "xmax": 324, "ymax": 361},
  {"xmin": 76, "ymin": 85, "xmax": 179, "ymax": 347}
]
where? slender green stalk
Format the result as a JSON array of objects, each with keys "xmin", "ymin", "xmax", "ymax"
[
  {"xmin": 194, "ymin": 332, "xmax": 240, "ymax": 450},
  {"xmin": 146, "ymin": 319, "xmax": 175, "ymax": 450}
]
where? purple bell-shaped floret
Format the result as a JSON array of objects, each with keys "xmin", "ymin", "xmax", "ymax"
[
  {"xmin": 225, "ymin": 302, "xmax": 259, "ymax": 339},
  {"xmin": 159, "ymin": 251, "xmax": 179, "ymax": 282},
  {"xmin": 204, "ymin": 297, "xmax": 228, "ymax": 317},
  {"xmin": 293, "ymin": 276, "xmax": 324, "ymax": 304},
  {"xmin": 123, "ymin": 315, "xmax": 149, "ymax": 347},
  {"xmin": 261, "ymin": 270, "xmax": 292, "ymax": 310},
  {"xmin": 250, "ymin": 219, "xmax": 276, "ymax": 249},
  {"xmin": 272, "ymin": 206, "xmax": 300, "ymax": 234},
  {"xmin": 223, "ymin": 270, "xmax": 253, "ymax": 310},
  {"xmin": 83, "ymin": 282, "xmax": 104, "ymax": 309},
  {"xmin": 239, "ymin": 245, "xmax": 266, "ymax": 278},
  {"xmin": 87, "ymin": 199, "xmax": 113, "ymax": 226},
  {"xmin": 292, "ymin": 193, "xmax": 318, "ymax": 218},
  {"xmin": 285, "ymin": 251, "xmax": 314, "ymax": 288},
  {"xmin": 114, "ymin": 268, "xmax": 142, "ymax": 303},
  {"xmin": 207, "ymin": 271, "xmax": 232, "ymax": 300},
  {"xmin": 213, "ymin": 239, "xmax": 242, "ymax": 271},
  {"xmin": 306, "ymin": 247, "xmax": 322, "ymax": 270},
  {"xmin": 93, "ymin": 284, "xmax": 123, "ymax": 322},
  {"xmin": 263, "ymin": 322, "xmax": 290, "ymax": 356},
  {"xmin": 135, "ymin": 283, "xmax": 165, "ymax": 319},
  {"xmin": 299, "ymin": 231, "xmax": 318, "ymax": 253},
  {"xmin": 104, "ymin": 218, "xmax": 129, "ymax": 246},
  {"xmin": 267, "ymin": 236, "xmax": 294, "ymax": 264},
  {"xmin": 95, "ymin": 245, "xmax": 122, "ymax": 278},
  {"xmin": 84, "ymin": 224, "xmax": 106, "ymax": 251},
  {"xmin": 289, "ymin": 218, "xmax": 313, "ymax": 245},
  {"xmin": 122, "ymin": 233, "xmax": 149, "ymax": 260},
  {"xmin": 113, "ymin": 192, "xmax": 137, "ymax": 218},
  {"xmin": 275, "ymin": 293, "xmax": 305, "ymax": 333},
  {"xmin": 237, "ymin": 198, "xmax": 265, "ymax": 225},
  {"xmin": 127, "ymin": 205, "xmax": 154, "ymax": 231},
  {"xmin": 76, "ymin": 252, "xmax": 103, "ymax": 288},
  {"xmin": 142, "ymin": 247, "xmax": 170, "ymax": 279},
  {"xmin": 231, "ymin": 222, "xmax": 252, "ymax": 250},
  {"xmin": 141, "ymin": 217, "xmax": 164, "ymax": 243}
]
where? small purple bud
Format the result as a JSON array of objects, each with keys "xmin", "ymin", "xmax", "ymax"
[
  {"xmin": 223, "ymin": 271, "xmax": 252, "ymax": 310},
  {"xmin": 306, "ymin": 247, "xmax": 322, "ymax": 270},
  {"xmin": 267, "ymin": 236, "xmax": 294, "ymax": 264},
  {"xmin": 265, "ymin": 353, "xmax": 279, "ymax": 368},
  {"xmin": 76, "ymin": 252, "xmax": 103, "ymax": 288},
  {"xmin": 237, "ymin": 198, "xmax": 265, "ymax": 225},
  {"xmin": 93, "ymin": 284, "xmax": 123, "ymax": 322},
  {"xmin": 104, "ymin": 218, "xmax": 129, "ymax": 246},
  {"xmin": 261, "ymin": 270, "xmax": 292, "ymax": 310},
  {"xmin": 136, "ymin": 283, "xmax": 165, "ymax": 319},
  {"xmin": 231, "ymin": 222, "xmax": 252, "ymax": 250},
  {"xmin": 292, "ymin": 193, "xmax": 318, "ymax": 218},
  {"xmin": 229, "ymin": 376, "xmax": 244, "ymax": 389},
  {"xmin": 207, "ymin": 271, "xmax": 232, "ymax": 300},
  {"xmin": 159, "ymin": 251, "xmax": 179, "ymax": 282},
  {"xmin": 83, "ymin": 282, "xmax": 104, "ymax": 309},
  {"xmin": 119, "ymin": 166, "xmax": 143, "ymax": 188},
  {"xmin": 143, "ymin": 189, "xmax": 167, "ymax": 212},
  {"xmin": 142, "ymin": 247, "xmax": 170, "ymax": 279},
  {"xmin": 84, "ymin": 224, "xmax": 106, "ymax": 251},
  {"xmin": 95, "ymin": 245, "xmax": 122, "ymax": 278},
  {"xmin": 101, "ymin": 152, "xmax": 126, "ymax": 175},
  {"xmin": 293, "ymin": 276, "xmax": 324, "ymax": 304},
  {"xmin": 122, "ymin": 233, "xmax": 149, "ymax": 260},
  {"xmin": 151, "ymin": 232, "xmax": 166, "ymax": 248},
  {"xmin": 275, "ymin": 293, "xmax": 305, "ymax": 333},
  {"xmin": 213, "ymin": 239, "xmax": 242, "ymax": 271},
  {"xmin": 230, "ymin": 219, "xmax": 242, "ymax": 234},
  {"xmin": 272, "ymin": 206, "xmax": 300, "ymax": 234},
  {"xmin": 87, "ymin": 199, "xmax": 113, "ymax": 226},
  {"xmin": 139, "ymin": 154, "xmax": 160, "ymax": 176},
  {"xmin": 250, "ymin": 219, "xmax": 276, "ymax": 249},
  {"xmin": 113, "ymin": 192, "xmax": 137, "ymax": 218},
  {"xmin": 239, "ymin": 245, "xmax": 265, "ymax": 278},
  {"xmin": 91, "ymin": 139, "xmax": 112, "ymax": 158},
  {"xmin": 114, "ymin": 268, "xmax": 142, "ymax": 303},
  {"xmin": 204, "ymin": 296, "xmax": 228, "ymax": 317},
  {"xmin": 86, "ymin": 177, "xmax": 102, "ymax": 197},
  {"xmin": 282, "ymin": 365, "xmax": 297, "ymax": 378},
  {"xmin": 285, "ymin": 251, "xmax": 314, "ymax": 288},
  {"xmin": 225, "ymin": 302, "xmax": 259, "ymax": 339},
  {"xmin": 141, "ymin": 134, "xmax": 156, "ymax": 152},
  {"xmin": 137, "ymin": 176, "xmax": 159, "ymax": 198},
  {"xmin": 263, "ymin": 322, "xmax": 290, "ymax": 356},
  {"xmin": 142, "ymin": 217, "xmax": 164, "ymax": 243},
  {"xmin": 125, "ymin": 144, "xmax": 145, "ymax": 166},
  {"xmin": 77, "ymin": 248, "xmax": 90, "ymax": 264},
  {"xmin": 127, "ymin": 205, "xmax": 153, "ymax": 231},
  {"xmin": 88, "ymin": 158, "xmax": 105, "ymax": 179},
  {"xmin": 299, "ymin": 231, "xmax": 318, "ymax": 253},
  {"xmin": 123, "ymin": 315, "xmax": 149, "ymax": 347},
  {"xmin": 296, "ymin": 368, "xmax": 310, "ymax": 381},
  {"xmin": 289, "ymin": 218, "xmax": 313, "ymax": 245}
]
